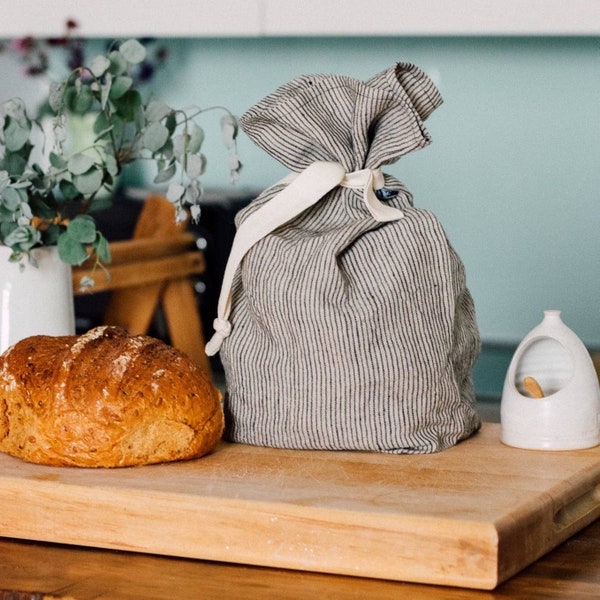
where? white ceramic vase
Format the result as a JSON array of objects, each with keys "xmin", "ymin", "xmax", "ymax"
[
  {"xmin": 0, "ymin": 245, "xmax": 75, "ymax": 353},
  {"xmin": 501, "ymin": 310, "xmax": 600, "ymax": 450}
]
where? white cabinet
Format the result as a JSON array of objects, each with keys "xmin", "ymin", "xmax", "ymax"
[
  {"xmin": 262, "ymin": 0, "xmax": 600, "ymax": 36},
  {"xmin": 0, "ymin": 0, "xmax": 260, "ymax": 37},
  {"xmin": 1, "ymin": 0, "xmax": 599, "ymax": 37}
]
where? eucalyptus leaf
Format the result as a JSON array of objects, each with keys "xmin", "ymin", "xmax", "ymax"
[
  {"xmin": 166, "ymin": 182, "xmax": 185, "ymax": 203},
  {"xmin": 185, "ymin": 153, "xmax": 206, "ymax": 179},
  {"xmin": 145, "ymin": 99, "xmax": 171, "ymax": 123},
  {"xmin": 183, "ymin": 180, "xmax": 201, "ymax": 204},
  {"xmin": 18, "ymin": 207, "xmax": 32, "ymax": 223},
  {"xmin": 174, "ymin": 207, "xmax": 187, "ymax": 224},
  {"xmin": 230, "ymin": 155, "xmax": 243, "ymax": 182},
  {"xmin": 112, "ymin": 90, "xmax": 142, "ymax": 122},
  {"xmin": 220, "ymin": 113, "xmax": 238, "ymax": 149},
  {"xmin": 1, "ymin": 186, "xmax": 26, "ymax": 210},
  {"xmin": 8, "ymin": 184, "xmax": 31, "ymax": 195},
  {"xmin": 100, "ymin": 73, "xmax": 112, "ymax": 109},
  {"xmin": 107, "ymin": 50, "xmax": 128, "ymax": 76},
  {"xmin": 134, "ymin": 104, "xmax": 146, "ymax": 131},
  {"xmin": 78, "ymin": 275, "xmax": 96, "ymax": 292},
  {"xmin": 164, "ymin": 112, "xmax": 177, "ymax": 135},
  {"xmin": 48, "ymin": 82, "xmax": 65, "ymax": 112},
  {"xmin": 87, "ymin": 194, "xmax": 113, "ymax": 213},
  {"xmin": 190, "ymin": 204, "xmax": 201, "ymax": 222},
  {"xmin": 0, "ymin": 171, "xmax": 9, "ymax": 192},
  {"xmin": 57, "ymin": 232, "xmax": 89, "ymax": 266},
  {"xmin": 142, "ymin": 121, "xmax": 170, "ymax": 152},
  {"xmin": 0, "ymin": 221, "xmax": 15, "ymax": 237},
  {"xmin": 26, "ymin": 195, "xmax": 56, "ymax": 219},
  {"xmin": 93, "ymin": 111, "xmax": 110, "ymax": 135},
  {"xmin": 158, "ymin": 138, "xmax": 174, "ymax": 161},
  {"xmin": 90, "ymin": 54, "xmax": 111, "ymax": 77},
  {"xmin": 93, "ymin": 125, "xmax": 114, "ymax": 143},
  {"xmin": 104, "ymin": 154, "xmax": 119, "ymax": 177},
  {"xmin": 52, "ymin": 115, "xmax": 67, "ymax": 144},
  {"xmin": 109, "ymin": 76, "xmax": 133, "ymax": 100},
  {"xmin": 101, "ymin": 171, "xmax": 114, "ymax": 189},
  {"xmin": 95, "ymin": 234, "xmax": 111, "ymax": 263},
  {"xmin": 187, "ymin": 124, "xmax": 205, "ymax": 154},
  {"xmin": 4, "ymin": 224, "xmax": 41, "ymax": 251},
  {"xmin": 32, "ymin": 163, "xmax": 45, "ymax": 178},
  {"xmin": 0, "ymin": 152, "xmax": 28, "ymax": 177},
  {"xmin": 229, "ymin": 153, "xmax": 242, "ymax": 171},
  {"xmin": 153, "ymin": 162, "xmax": 176, "ymax": 184},
  {"xmin": 172, "ymin": 133, "xmax": 186, "ymax": 161},
  {"xmin": 65, "ymin": 85, "xmax": 94, "ymax": 114},
  {"xmin": 76, "ymin": 87, "xmax": 95, "ymax": 114},
  {"xmin": 108, "ymin": 114, "xmax": 125, "ymax": 141},
  {"xmin": 39, "ymin": 223, "xmax": 59, "ymax": 248},
  {"xmin": 119, "ymin": 39, "xmax": 147, "ymax": 64},
  {"xmin": 67, "ymin": 214, "xmax": 97, "ymax": 243},
  {"xmin": 2, "ymin": 98, "xmax": 28, "ymax": 127},
  {"xmin": 16, "ymin": 186, "xmax": 30, "ymax": 203},
  {"xmin": 68, "ymin": 153, "xmax": 95, "ymax": 175},
  {"xmin": 10, "ymin": 179, "xmax": 33, "ymax": 190},
  {"xmin": 59, "ymin": 179, "xmax": 83, "ymax": 202},
  {"xmin": 49, "ymin": 152, "xmax": 68, "ymax": 170},
  {"xmin": 4, "ymin": 117, "xmax": 31, "ymax": 152},
  {"xmin": 73, "ymin": 168, "xmax": 103, "ymax": 195}
]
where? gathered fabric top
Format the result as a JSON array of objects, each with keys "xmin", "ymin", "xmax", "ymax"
[
  {"xmin": 205, "ymin": 62, "xmax": 444, "ymax": 356},
  {"xmin": 239, "ymin": 62, "xmax": 443, "ymax": 173}
]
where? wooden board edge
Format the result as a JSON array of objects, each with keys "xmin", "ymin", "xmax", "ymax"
[
  {"xmin": 0, "ymin": 475, "xmax": 501, "ymax": 590},
  {"xmin": 495, "ymin": 468, "xmax": 600, "ymax": 586}
]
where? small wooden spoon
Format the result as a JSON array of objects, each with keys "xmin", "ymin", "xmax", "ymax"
[{"xmin": 524, "ymin": 376, "xmax": 545, "ymax": 399}]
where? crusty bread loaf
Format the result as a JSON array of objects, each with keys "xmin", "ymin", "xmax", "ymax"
[{"xmin": 0, "ymin": 326, "xmax": 224, "ymax": 467}]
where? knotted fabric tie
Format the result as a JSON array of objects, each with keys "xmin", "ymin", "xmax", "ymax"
[{"xmin": 204, "ymin": 161, "xmax": 404, "ymax": 356}]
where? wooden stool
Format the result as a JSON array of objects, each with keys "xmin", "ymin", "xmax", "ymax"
[{"xmin": 72, "ymin": 196, "xmax": 212, "ymax": 379}]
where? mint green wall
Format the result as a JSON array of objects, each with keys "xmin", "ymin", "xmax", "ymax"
[
  {"xmin": 2, "ymin": 35, "xmax": 598, "ymax": 347},
  {"xmin": 145, "ymin": 36, "xmax": 599, "ymax": 348}
]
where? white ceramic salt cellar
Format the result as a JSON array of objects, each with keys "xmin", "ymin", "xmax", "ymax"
[{"xmin": 501, "ymin": 310, "xmax": 600, "ymax": 450}]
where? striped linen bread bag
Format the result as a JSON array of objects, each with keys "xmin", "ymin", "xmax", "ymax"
[{"xmin": 206, "ymin": 62, "xmax": 481, "ymax": 453}]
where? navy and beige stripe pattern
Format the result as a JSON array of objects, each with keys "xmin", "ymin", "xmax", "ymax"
[{"xmin": 219, "ymin": 63, "xmax": 481, "ymax": 453}]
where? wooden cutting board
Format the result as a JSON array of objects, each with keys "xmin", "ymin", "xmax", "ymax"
[{"xmin": 1, "ymin": 423, "xmax": 600, "ymax": 590}]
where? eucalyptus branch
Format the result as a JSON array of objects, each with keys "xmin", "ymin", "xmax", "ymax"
[{"xmin": 0, "ymin": 37, "xmax": 240, "ymax": 271}]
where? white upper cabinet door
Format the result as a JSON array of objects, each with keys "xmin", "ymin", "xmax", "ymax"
[{"xmin": 1, "ymin": 0, "xmax": 599, "ymax": 37}]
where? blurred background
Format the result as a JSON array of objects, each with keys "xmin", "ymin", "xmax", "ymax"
[{"xmin": 1, "ymin": 1, "xmax": 598, "ymax": 408}]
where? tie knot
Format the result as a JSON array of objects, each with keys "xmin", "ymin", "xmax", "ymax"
[
  {"xmin": 340, "ymin": 166, "xmax": 404, "ymax": 223},
  {"xmin": 205, "ymin": 318, "xmax": 232, "ymax": 356},
  {"xmin": 341, "ymin": 167, "xmax": 384, "ymax": 190},
  {"xmin": 213, "ymin": 318, "xmax": 232, "ymax": 336}
]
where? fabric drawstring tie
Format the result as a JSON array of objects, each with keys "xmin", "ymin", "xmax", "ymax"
[{"xmin": 204, "ymin": 161, "xmax": 404, "ymax": 356}]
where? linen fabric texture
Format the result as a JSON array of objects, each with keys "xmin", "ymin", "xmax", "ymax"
[{"xmin": 217, "ymin": 62, "xmax": 481, "ymax": 453}]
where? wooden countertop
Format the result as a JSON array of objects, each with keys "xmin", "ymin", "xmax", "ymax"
[
  {"xmin": 3, "ymin": 415, "xmax": 600, "ymax": 598},
  {"xmin": 3, "ymin": 423, "xmax": 600, "ymax": 590},
  {"xmin": 2, "ymin": 519, "xmax": 600, "ymax": 599}
]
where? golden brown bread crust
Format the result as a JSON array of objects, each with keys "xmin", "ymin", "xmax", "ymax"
[{"xmin": 0, "ymin": 326, "xmax": 224, "ymax": 467}]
